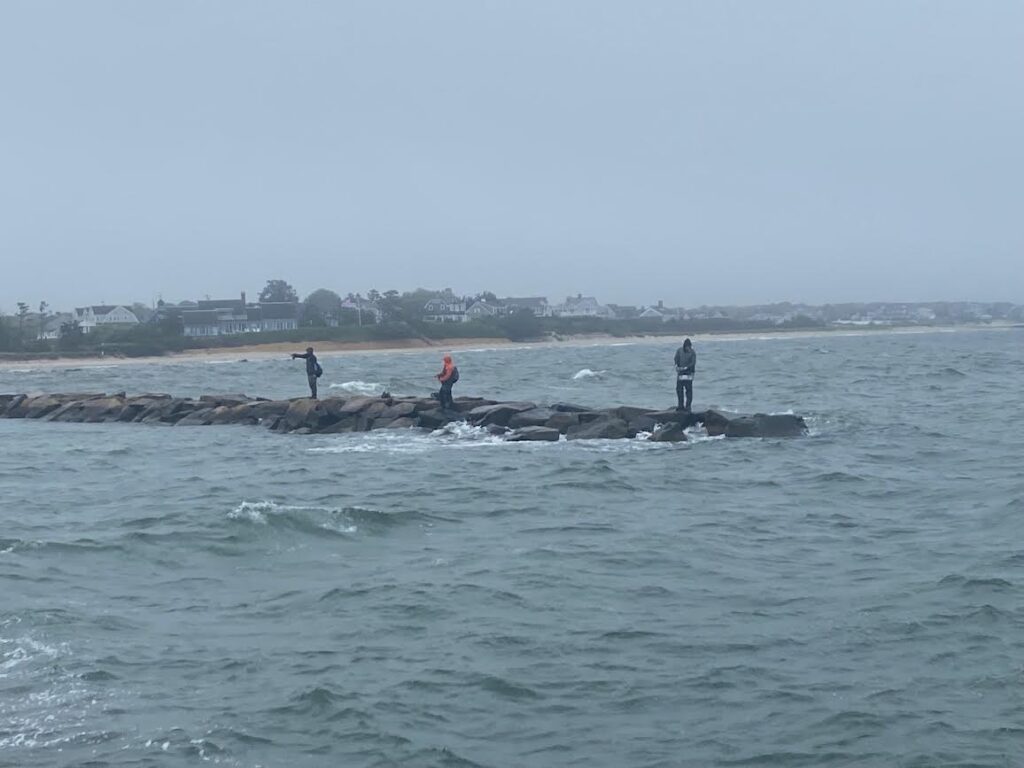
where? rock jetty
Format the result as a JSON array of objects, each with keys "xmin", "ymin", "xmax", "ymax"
[{"xmin": 0, "ymin": 392, "xmax": 807, "ymax": 441}]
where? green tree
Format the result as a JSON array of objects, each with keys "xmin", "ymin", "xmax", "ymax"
[
  {"xmin": 58, "ymin": 319, "xmax": 84, "ymax": 350},
  {"xmin": 302, "ymin": 289, "xmax": 343, "ymax": 326},
  {"xmin": 498, "ymin": 308, "xmax": 542, "ymax": 341},
  {"xmin": 258, "ymin": 279, "xmax": 299, "ymax": 303},
  {"xmin": 16, "ymin": 302, "xmax": 29, "ymax": 341}
]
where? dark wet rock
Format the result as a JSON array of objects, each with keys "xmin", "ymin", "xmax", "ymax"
[
  {"xmin": 379, "ymin": 401, "xmax": 416, "ymax": 420},
  {"xmin": 704, "ymin": 410, "xmax": 807, "ymax": 438},
  {"xmin": 649, "ymin": 423, "xmax": 688, "ymax": 442},
  {"xmin": 544, "ymin": 411, "xmax": 580, "ymax": 433},
  {"xmin": 416, "ymin": 408, "xmax": 453, "ymax": 431},
  {"xmin": 549, "ymin": 402, "xmax": 589, "ymax": 413},
  {"xmin": 175, "ymin": 409, "xmax": 216, "ymax": 426},
  {"xmin": 0, "ymin": 392, "xmax": 804, "ymax": 441},
  {"xmin": 566, "ymin": 417, "xmax": 630, "ymax": 440},
  {"xmin": 508, "ymin": 407, "xmax": 557, "ymax": 429},
  {"xmin": 2, "ymin": 394, "xmax": 30, "ymax": 418},
  {"xmin": 452, "ymin": 397, "xmax": 496, "ymax": 413},
  {"xmin": 646, "ymin": 410, "xmax": 705, "ymax": 429},
  {"xmin": 612, "ymin": 405, "xmax": 655, "ymax": 422},
  {"xmin": 12, "ymin": 395, "xmax": 65, "ymax": 420},
  {"xmin": 199, "ymin": 394, "xmax": 256, "ymax": 408},
  {"xmin": 468, "ymin": 402, "xmax": 537, "ymax": 427},
  {"xmin": 508, "ymin": 426, "xmax": 561, "ymax": 442}
]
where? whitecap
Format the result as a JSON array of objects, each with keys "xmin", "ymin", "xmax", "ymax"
[
  {"xmin": 329, "ymin": 380, "xmax": 386, "ymax": 396},
  {"xmin": 572, "ymin": 368, "xmax": 605, "ymax": 380}
]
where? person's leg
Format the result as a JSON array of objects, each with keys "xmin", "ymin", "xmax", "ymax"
[
  {"xmin": 308, "ymin": 373, "xmax": 318, "ymax": 399},
  {"xmin": 442, "ymin": 382, "xmax": 453, "ymax": 409},
  {"xmin": 676, "ymin": 378, "xmax": 685, "ymax": 410},
  {"xmin": 683, "ymin": 380, "xmax": 692, "ymax": 411}
]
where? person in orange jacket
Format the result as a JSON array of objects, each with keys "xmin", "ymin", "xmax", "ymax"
[{"xmin": 435, "ymin": 355, "xmax": 459, "ymax": 410}]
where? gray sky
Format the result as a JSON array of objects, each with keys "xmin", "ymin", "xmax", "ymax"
[{"xmin": 1, "ymin": 1, "xmax": 1021, "ymax": 312}]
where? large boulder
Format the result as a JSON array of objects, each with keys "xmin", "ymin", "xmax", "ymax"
[
  {"xmin": 281, "ymin": 398, "xmax": 340, "ymax": 432},
  {"xmin": 646, "ymin": 410, "xmax": 704, "ymax": 429},
  {"xmin": 549, "ymin": 402, "xmax": 589, "ymax": 413},
  {"xmin": 1, "ymin": 394, "xmax": 31, "ymax": 418},
  {"xmin": 379, "ymin": 401, "xmax": 416, "ymax": 421},
  {"xmin": 416, "ymin": 408, "xmax": 453, "ymax": 430},
  {"xmin": 508, "ymin": 407, "xmax": 557, "ymax": 429},
  {"xmin": 175, "ymin": 408, "xmax": 216, "ymax": 426},
  {"xmin": 704, "ymin": 410, "xmax": 807, "ymax": 438},
  {"xmin": 649, "ymin": 423, "xmax": 688, "ymax": 442},
  {"xmin": 199, "ymin": 394, "xmax": 255, "ymax": 408},
  {"xmin": 468, "ymin": 402, "xmax": 537, "ymax": 428},
  {"xmin": 544, "ymin": 411, "xmax": 580, "ymax": 433},
  {"xmin": 507, "ymin": 426, "xmax": 561, "ymax": 442},
  {"xmin": 79, "ymin": 396, "xmax": 129, "ymax": 423},
  {"xmin": 612, "ymin": 405, "xmax": 656, "ymax": 422},
  {"xmin": 451, "ymin": 397, "xmax": 497, "ymax": 413},
  {"xmin": 12, "ymin": 395, "xmax": 65, "ymax": 420},
  {"xmin": 566, "ymin": 417, "xmax": 630, "ymax": 440}
]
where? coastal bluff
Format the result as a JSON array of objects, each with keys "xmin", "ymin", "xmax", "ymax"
[{"xmin": 0, "ymin": 392, "xmax": 807, "ymax": 442}]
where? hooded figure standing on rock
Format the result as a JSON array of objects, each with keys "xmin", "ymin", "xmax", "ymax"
[
  {"xmin": 291, "ymin": 347, "xmax": 323, "ymax": 399},
  {"xmin": 674, "ymin": 338, "xmax": 696, "ymax": 411},
  {"xmin": 435, "ymin": 355, "xmax": 459, "ymax": 410}
]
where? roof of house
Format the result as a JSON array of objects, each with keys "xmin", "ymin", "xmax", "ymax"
[
  {"xmin": 501, "ymin": 297, "xmax": 548, "ymax": 307},
  {"xmin": 182, "ymin": 309, "xmax": 222, "ymax": 324},
  {"xmin": 197, "ymin": 299, "xmax": 244, "ymax": 311}
]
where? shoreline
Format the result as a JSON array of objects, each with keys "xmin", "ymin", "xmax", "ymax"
[{"xmin": 0, "ymin": 324, "xmax": 1016, "ymax": 371}]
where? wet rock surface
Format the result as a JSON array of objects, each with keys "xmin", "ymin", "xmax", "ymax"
[{"xmin": 0, "ymin": 393, "xmax": 806, "ymax": 440}]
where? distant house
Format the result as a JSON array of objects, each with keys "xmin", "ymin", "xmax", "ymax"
[
  {"xmin": 606, "ymin": 304, "xmax": 639, "ymax": 320},
  {"xmin": 551, "ymin": 295, "xmax": 614, "ymax": 319},
  {"xmin": 637, "ymin": 301, "xmax": 680, "ymax": 322},
  {"xmin": 500, "ymin": 297, "xmax": 550, "ymax": 317},
  {"xmin": 638, "ymin": 306, "xmax": 669, "ymax": 321},
  {"xmin": 182, "ymin": 293, "xmax": 298, "ymax": 336},
  {"xmin": 423, "ymin": 297, "xmax": 467, "ymax": 323},
  {"xmin": 465, "ymin": 300, "xmax": 502, "ymax": 320},
  {"xmin": 72, "ymin": 305, "xmax": 141, "ymax": 334},
  {"xmin": 259, "ymin": 302, "xmax": 300, "ymax": 332}
]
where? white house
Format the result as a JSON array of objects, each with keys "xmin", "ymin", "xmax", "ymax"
[
  {"xmin": 501, "ymin": 297, "xmax": 551, "ymax": 317},
  {"xmin": 72, "ymin": 305, "xmax": 141, "ymax": 334},
  {"xmin": 423, "ymin": 297, "xmax": 467, "ymax": 323},
  {"xmin": 465, "ymin": 300, "xmax": 502, "ymax": 320},
  {"xmin": 551, "ymin": 295, "xmax": 615, "ymax": 319},
  {"xmin": 181, "ymin": 295, "xmax": 299, "ymax": 337}
]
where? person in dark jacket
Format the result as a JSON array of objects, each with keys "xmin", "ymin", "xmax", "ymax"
[
  {"xmin": 435, "ymin": 355, "xmax": 459, "ymax": 410},
  {"xmin": 674, "ymin": 338, "xmax": 696, "ymax": 411},
  {"xmin": 291, "ymin": 347, "xmax": 322, "ymax": 399}
]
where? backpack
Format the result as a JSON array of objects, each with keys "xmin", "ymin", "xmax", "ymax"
[
  {"xmin": 314, "ymin": 362, "xmax": 323, "ymax": 378},
  {"xmin": 449, "ymin": 366, "xmax": 459, "ymax": 384}
]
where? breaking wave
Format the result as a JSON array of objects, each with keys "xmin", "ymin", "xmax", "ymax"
[
  {"xmin": 328, "ymin": 380, "xmax": 387, "ymax": 396},
  {"xmin": 572, "ymin": 369, "xmax": 605, "ymax": 380}
]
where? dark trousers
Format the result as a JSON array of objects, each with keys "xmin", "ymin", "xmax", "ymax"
[
  {"xmin": 438, "ymin": 381, "xmax": 454, "ymax": 409},
  {"xmin": 307, "ymin": 373, "xmax": 318, "ymax": 399},
  {"xmin": 676, "ymin": 378, "xmax": 692, "ymax": 410}
]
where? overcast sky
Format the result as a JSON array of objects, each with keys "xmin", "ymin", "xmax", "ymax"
[{"xmin": 1, "ymin": 1, "xmax": 1021, "ymax": 312}]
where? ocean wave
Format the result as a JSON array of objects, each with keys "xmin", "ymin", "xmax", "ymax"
[
  {"xmin": 229, "ymin": 500, "xmax": 358, "ymax": 535},
  {"xmin": 572, "ymin": 368, "xmax": 605, "ymax": 380},
  {"xmin": 328, "ymin": 380, "xmax": 386, "ymax": 396}
]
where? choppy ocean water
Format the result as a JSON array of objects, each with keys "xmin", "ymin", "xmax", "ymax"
[{"xmin": 2, "ymin": 329, "xmax": 1023, "ymax": 767}]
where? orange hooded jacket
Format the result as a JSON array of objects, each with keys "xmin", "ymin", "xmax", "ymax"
[{"xmin": 437, "ymin": 356, "xmax": 456, "ymax": 383}]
